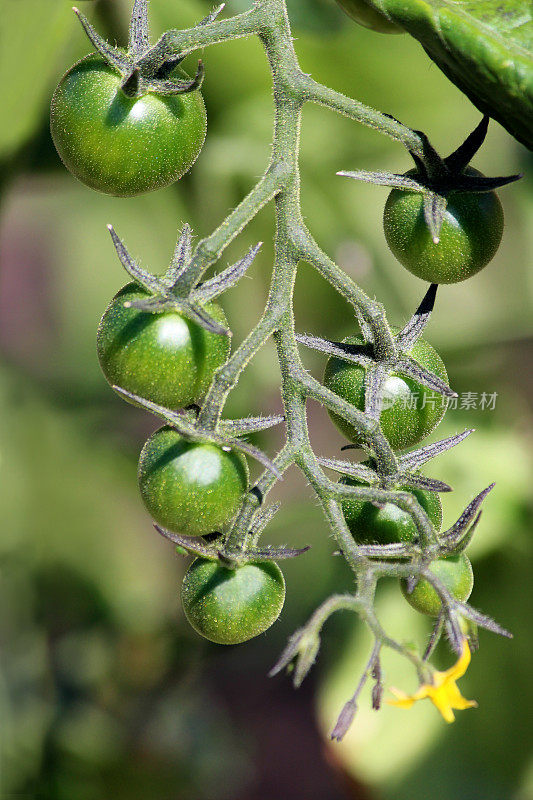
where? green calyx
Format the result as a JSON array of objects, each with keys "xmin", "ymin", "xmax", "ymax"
[
  {"xmin": 339, "ymin": 115, "xmax": 521, "ymax": 242},
  {"xmin": 106, "ymin": 222, "xmax": 262, "ymax": 337},
  {"xmin": 72, "ymin": 0, "xmax": 214, "ymax": 98}
]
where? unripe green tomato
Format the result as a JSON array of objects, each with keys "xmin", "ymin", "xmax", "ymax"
[
  {"xmin": 50, "ymin": 55, "xmax": 207, "ymax": 196},
  {"xmin": 323, "ymin": 330, "xmax": 448, "ymax": 450},
  {"xmin": 383, "ymin": 169, "xmax": 504, "ymax": 284},
  {"xmin": 138, "ymin": 427, "xmax": 248, "ymax": 536},
  {"xmin": 341, "ymin": 478, "xmax": 442, "ymax": 545},
  {"xmin": 181, "ymin": 558, "xmax": 286, "ymax": 644},
  {"xmin": 336, "ymin": 0, "xmax": 403, "ymax": 33},
  {"xmin": 97, "ymin": 283, "xmax": 230, "ymax": 409},
  {"xmin": 401, "ymin": 553, "xmax": 474, "ymax": 617}
]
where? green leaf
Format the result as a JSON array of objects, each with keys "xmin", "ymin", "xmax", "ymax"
[
  {"xmin": 0, "ymin": 0, "xmax": 74, "ymax": 160},
  {"xmin": 370, "ymin": 0, "xmax": 533, "ymax": 150}
]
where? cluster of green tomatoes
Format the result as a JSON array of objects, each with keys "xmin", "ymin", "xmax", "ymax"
[{"xmin": 49, "ymin": 2, "xmax": 508, "ymax": 647}]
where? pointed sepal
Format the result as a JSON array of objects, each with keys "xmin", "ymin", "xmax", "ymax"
[
  {"xmin": 112, "ymin": 388, "xmax": 282, "ymax": 478},
  {"xmin": 444, "ymin": 115, "xmax": 489, "ymax": 173},
  {"xmin": 456, "ymin": 601, "xmax": 512, "ymax": 639},
  {"xmin": 318, "ymin": 458, "xmax": 378, "ymax": 484},
  {"xmin": 73, "ymin": 7, "xmax": 132, "ymax": 73},
  {"xmin": 193, "ymin": 242, "xmax": 262, "ymax": 303},
  {"xmin": 248, "ymin": 502, "xmax": 281, "ymax": 542},
  {"xmin": 107, "ymin": 225, "xmax": 160, "ymax": 293},
  {"xmin": 219, "ymin": 415, "xmax": 285, "ymax": 437},
  {"xmin": 440, "ymin": 484, "xmax": 495, "ymax": 550},
  {"xmin": 162, "ymin": 223, "xmax": 193, "ymax": 288},
  {"xmin": 337, "ymin": 170, "xmax": 425, "ymax": 192},
  {"xmin": 409, "ymin": 128, "xmax": 447, "ymax": 180},
  {"xmin": 400, "ymin": 473, "xmax": 452, "ymax": 493},
  {"xmin": 423, "ymin": 191, "xmax": 447, "ymax": 244},
  {"xmin": 397, "ymin": 430, "xmax": 474, "ymax": 470},
  {"xmin": 295, "ymin": 334, "xmax": 372, "ymax": 366},
  {"xmin": 355, "ymin": 307, "xmax": 374, "ymax": 344},
  {"xmin": 147, "ymin": 60, "xmax": 205, "ymax": 96},
  {"xmin": 128, "ymin": 0, "xmax": 150, "ymax": 57},
  {"xmin": 364, "ymin": 365, "xmax": 387, "ymax": 420},
  {"xmin": 154, "ymin": 524, "xmax": 220, "ymax": 559},
  {"xmin": 269, "ymin": 627, "xmax": 320, "ymax": 688},
  {"xmin": 396, "ymin": 283, "xmax": 438, "ymax": 352},
  {"xmin": 232, "ymin": 544, "xmax": 310, "ymax": 563},
  {"xmin": 397, "ymin": 355, "xmax": 456, "ymax": 398}
]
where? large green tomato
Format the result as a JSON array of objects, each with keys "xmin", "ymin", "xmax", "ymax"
[
  {"xmin": 341, "ymin": 478, "xmax": 442, "ymax": 545},
  {"xmin": 50, "ymin": 55, "xmax": 207, "ymax": 196},
  {"xmin": 401, "ymin": 553, "xmax": 474, "ymax": 617},
  {"xmin": 97, "ymin": 283, "xmax": 230, "ymax": 409},
  {"xmin": 181, "ymin": 558, "xmax": 286, "ymax": 644},
  {"xmin": 383, "ymin": 169, "xmax": 504, "ymax": 284},
  {"xmin": 323, "ymin": 330, "xmax": 448, "ymax": 450},
  {"xmin": 138, "ymin": 427, "xmax": 248, "ymax": 536},
  {"xmin": 336, "ymin": 0, "xmax": 402, "ymax": 33}
]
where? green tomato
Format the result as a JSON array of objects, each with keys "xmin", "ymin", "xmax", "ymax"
[
  {"xmin": 336, "ymin": 0, "xmax": 403, "ymax": 33},
  {"xmin": 341, "ymin": 478, "xmax": 442, "ymax": 545},
  {"xmin": 323, "ymin": 329, "xmax": 448, "ymax": 450},
  {"xmin": 50, "ymin": 55, "xmax": 207, "ymax": 196},
  {"xmin": 138, "ymin": 427, "xmax": 248, "ymax": 536},
  {"xmin": 383, "ymin": 169, "xmax": 504, "ymax": 284},
  {"xmin": 401, "ymin": 553, "xmax": 474, "ymax": 617},
  {"xmin": 181, "ymin": 558, "xmax": 286, "ymax": 644},
  {"xmin": 97, "ymin": 283, "xmax": 230, "ymax": 409}
]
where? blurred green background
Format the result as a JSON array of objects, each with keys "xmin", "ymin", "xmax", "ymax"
[{"xmin": 1, "ymin": 1, "xmax": 532, "ymax": 798}]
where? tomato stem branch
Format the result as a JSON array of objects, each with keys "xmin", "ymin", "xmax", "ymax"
[{"xmin": 155, "ymin": 0, "xmax": 448, "ymax": 721}]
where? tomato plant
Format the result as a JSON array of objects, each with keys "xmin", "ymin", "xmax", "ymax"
[
  {"xmin": 181, "ymin": 558, "xmax": 286, "ymax": 644},
  {"xmin": 336, "ymin": 0, "xmax": 402, "ymax": 33},
  {"xmin": 97, "ymin": 283, "xmax": 230, "ymax": 409},
  {"xmin": 383, "ymin": 168, "xmax": 504, "ymax": 284},
  {"xmin": 323, "ymin": 331, "xmax": 448, "ymax": 450},
  {"xmin": 401, "ymin": 553, "xmax": 474, "ymax": 616},
  {"xmin": 50, "ymin": 55, "xmax": 206, "ymax": 196},
  {"xmin": 50, "ymin": 0, "xmax": 520, "ymax": 737},
  {"xmin": 138, "ymin": 426, "xmax": 248, "ymax": 536},
  {"xmin": 340, "ymin": 478, "xmax": 442, "ymax": 545}
]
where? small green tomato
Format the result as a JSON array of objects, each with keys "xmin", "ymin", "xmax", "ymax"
[
  {"xmin": 323, "ymin": 329, "xmax": 448, "ymax": 450},
  {"xmin": 97, "ymin": 283, "xmax": 230, "ymax": 409},
  {"xmin": 383, "ymin": 169, "xmax": 504, "ymax": 284},
  {"xmin": 341, "ymin": 479, "xmax": 442, "ymax": 545},
  {"xmin": 401, "ymin": 553, "xmax": 474, "ymax": 617},
  {"xmin": 138, "ymin": 427, "xmax": 248, "ymax": 536},
  {"xmin": 181, "ymin": 558, "xmax": 286, "ymax": 644},
  {"xmin": 50, "ymin": 55, "xmax": 207, "ymax": 196}
]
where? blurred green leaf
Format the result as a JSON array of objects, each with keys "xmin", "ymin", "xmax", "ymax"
[
  {"xmin": 362, "ymin": 0, "xmax": 533, "ymax": 149},
  {"xmin": 0, "ymin": 0, "xmax": 76, "ymax": 160}
]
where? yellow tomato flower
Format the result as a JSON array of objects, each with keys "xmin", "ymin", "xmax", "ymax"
[{"xmin": 387, "ymin": 638, "xmax": 477, "ymax": 723}]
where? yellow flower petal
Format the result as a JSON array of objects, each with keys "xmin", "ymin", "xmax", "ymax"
[
  {"xmin": 428, "ymin": 691, "xmax": 457, "ymax": 723},
  {"xmin": 387, "ymin": 688, "xmax": 417, "ymax": 709},
  {"xmin": 387, "ymin": 638, "xmax": 477, "ymax": 723}
]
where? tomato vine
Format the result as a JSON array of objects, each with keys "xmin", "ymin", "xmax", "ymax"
[{"xmin": 51, "ymin": 0, "xmax": 517, "ymax": 738}]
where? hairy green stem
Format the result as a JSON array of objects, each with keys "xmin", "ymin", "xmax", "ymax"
[{"xmin": 153, "ymin": 0, "xmax": 445, "ymax": 686}]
